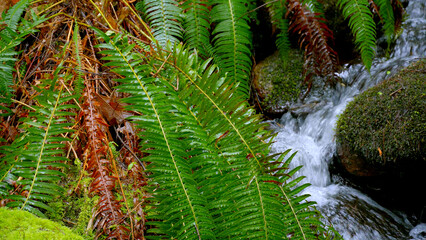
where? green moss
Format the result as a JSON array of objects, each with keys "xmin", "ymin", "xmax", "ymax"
[
  {"xmin": 74, "ymin": 189, "xmax": 98, "ymax": 238},
  {"xmin": 0, "ymin": 207, "xmax": 84, "ymax": 240},
  {"xmin": 336, "ymin": 59, "xmax": 426, "ymax": 165},
  {"xmin": 264, "ymin": 50, "xmax": 304, "ymax": 104},
  {"xmin": 45, "ymin": 165, "xmax": 97, "ymax": 240},
  {"xmin": 252, "ymin": 49, "xmax": 305, "ymax": 114}
]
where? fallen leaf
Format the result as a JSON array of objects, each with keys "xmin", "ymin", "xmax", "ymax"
[
  {"xmin": 93, "ymin": 92, "xmax": 133, "ymax": 125},
  {"xmin": 378, "ymin": 147, "xmax": 382, "ymax": 157}
]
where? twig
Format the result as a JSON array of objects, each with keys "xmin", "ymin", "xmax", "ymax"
[
  {"xmin": 114, "ymin": 127, "xmax": 146, "ymax": 171},
  {"xmin": 389, "ymin": 87, "xmax": 403, "ymax": 96},
  {"xmin": 11, "ymin": 99, "xmax": 36, "ymax": 111},
  {"xmin": 237, "ymin": 0, "xmax": 279, "ymax": 21}
]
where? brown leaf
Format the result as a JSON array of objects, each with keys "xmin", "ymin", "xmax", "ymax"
[
  {"xmin": 0, "ymin": 0, "xmax": 11, "ymax": 18},
  {"xmin": 378, "ymin": 147, "xmax": 382, "ymax": 157},
  {"xmin": 93, "ymin": 92, "xmax": 133, "ymax": 125}
]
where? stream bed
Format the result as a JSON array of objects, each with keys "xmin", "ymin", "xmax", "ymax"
[{"xmin": 268, "ymin": 0, "xmax": 425, "ymax": 238}]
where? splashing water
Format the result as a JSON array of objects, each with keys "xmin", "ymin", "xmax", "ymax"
[{"xmin": 270, "ymin": 0, "xmax": 425, "ymax": 239}]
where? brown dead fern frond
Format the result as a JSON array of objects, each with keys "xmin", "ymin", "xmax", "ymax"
[
  {"xmin": 80, "ymin": 85, "xmax": 129, "ymax": 239},
  {"xmin": 286, "ymin": 0, "xmax": 340, "ymax": 92}
]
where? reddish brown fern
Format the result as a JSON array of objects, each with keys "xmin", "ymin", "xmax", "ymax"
[
  {"xmin": 286, "ymin": 0, "xmax": 339, "ymax": 92},
  {"xmin": 80, "ymin": 85, "xmax": 129, "ymax": 239},
  {"xmin": 391, "ymin": 0, "xmax": 404, "ymax": 32}
]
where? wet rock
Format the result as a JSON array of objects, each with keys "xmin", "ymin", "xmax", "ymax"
[
  {"xmin": 334, "ymin": 60, "xmax": 426, "ymax": 222},
  {"xmin": 289, "ymin": 101, "xmax": 325, "ymax": 118},
  {"xmin": 335, "ymin": 60, "xmax": 425, "ymax": 169},
  {"xmin": 251, "ymin": 50, "xmax": 304, "ymax": 118},
  {"xmin": 313, "ymin": 185, "xmax": 413, "ymax": 239},
  {"xmin": 336, "ymin": 142, "xmax": 382, "ymax": 177}
]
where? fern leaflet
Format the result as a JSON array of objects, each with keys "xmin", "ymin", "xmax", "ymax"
[
  {"xmin": 338, "ymin": 0, "xmax": 376, "ymax": 70},
  {"xmin": 211, "ymin": 0, "xmax": 253, "ymax": 97},
  {"xmin": 138, "ymin": 0, "xmax": 183, "ymax": 47},
  {"xmin": 0, "ymin": 75, "xmax": 77, "ymax": 218}
]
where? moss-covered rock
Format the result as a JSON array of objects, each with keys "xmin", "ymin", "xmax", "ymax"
[
  {"xmin": 251, "ymin": 50, "xmax": 304, "ymax": 118},
  {"xmin": 336, "ymin": 59, "xmax": 425, "ymax": 167},
  {"xmin": 334, "ymin": 60, "xmax": 426, "ymax": 220},
  {"xmin": 0, "ymin": 207, "xmax": 84, "ymax": 240}
]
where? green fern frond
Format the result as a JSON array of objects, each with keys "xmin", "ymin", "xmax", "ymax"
[
  {"xmin": 2, "ymin": 0, "xmax": 30, "ymax": 32},
  {"xmin": 95, "ymin": 31, "xmax": 216, "ymax": 239},
  {"xmin": 266, "ymin": 0, "xmax": 291, "ymax": 62},
  {"xmin": 95, "ymin": 25, "xmax": 337, "ymax": 238},
  {"xmin": 180, "ymin": 0, "xmax": 212, "ymax": 58},
  {"xmin": 275, "ymin": 151, "xmax": 335, "ymax": 239},
  {"xmin": 338, "ymin": 0, "xmax": 376, "ymax": 70},
  {"xmin": 0, "ymin": 0, "xmax": 30, "ymax": 100},
  {"xmin": 211, "ymin": 0, "xmax": 253, "ymax": 97},
  {"xmin": 155, "ymin": 44, "xmax": 335, "ymax": 239},
  {"xmin": 0, "ymin": 5, "xmax": 46, "ymax": 101},
  {"xmin": 138, "ymin": 0, "xmax": 183, "ymax": 47},
  {"xmin": 73, "ymin": 20, "xmax": 84, "ymax": 95},
  {"xmin": 374, "ymin": 0, "xmax": 395, "ymax": 46},
  {"xmin": 0, "ymin": 76, "xmax": 77, "ymax": 218},
  {"xmin": 301, "ymin": 0, "xmax": 325, "ymax": 14}
]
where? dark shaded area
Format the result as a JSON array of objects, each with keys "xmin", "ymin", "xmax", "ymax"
[
  {"xmin": 331, "ymin": 156, "xmax": 426, "ymax": 224},
  {"xmin": 251, "ymin": 0, "xmax": 277, "ymax": 63}
]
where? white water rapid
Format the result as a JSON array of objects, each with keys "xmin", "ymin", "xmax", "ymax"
[{"xmin": 269, "ymin": 0, "xmax": 425, "ymax": 239}]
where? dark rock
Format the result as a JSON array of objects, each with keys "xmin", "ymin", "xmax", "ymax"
[
  {"xmin": 336, "ymin": 142, "xmax": 382, "ymax": 177},
  {"xmin": 289, "ymin": 101, "xmax": 325, "ymax": 118}
]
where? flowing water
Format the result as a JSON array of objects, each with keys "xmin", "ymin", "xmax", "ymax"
[{"xmin": 269, "ymin": 0, "xmax": 426, "ymax": 238}]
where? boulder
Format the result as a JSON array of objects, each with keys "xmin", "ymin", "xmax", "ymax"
[
  {"xmin": 251, "ymin": 50, "xmax": 304, "ymax": 118},
  {"xmin": 334, "ymin": 59, "xmax": 426, "ymax": 220},
  {"xmin": 336, "ymin": 59, "xmax": 425, "ymax": 170}
]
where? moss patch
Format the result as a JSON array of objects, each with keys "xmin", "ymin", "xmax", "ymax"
[
  {"xmin": 45, "ymin": 161, "xmax": 97, "ymax": 239},
  {"xmin": 336, "ymin": 59, "xmax": 425, "ymax": 165},
  {"xmin": 252, "ymin": 49, "xmax": 305, "ymax": 116},
  {"xmin": 0, "ymin": 207, "xmax": 84, "ymax": 240}
]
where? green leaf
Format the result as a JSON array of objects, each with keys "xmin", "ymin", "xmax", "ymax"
[
  {"xmin": 138, "ymin": 0, "xmax": 183, "ymax": 47},
  {"xmin": 0, "ymin": 74, "xmax": 75, "ymax": 217},
  {"xmin": 211, "ymin": 0, "xmax": 253, "ymax": 97},
  {"xmin": 181, "ymin": 0, "xmax": 212, "ymax": 58},
  {"xmin": 338, "ymin": 0, "xmax": 376, "ymax": 70}
]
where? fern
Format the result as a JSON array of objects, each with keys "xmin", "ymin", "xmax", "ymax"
[
  {"xmin": 0, "ymin": 73, "xmax": 77, "ymax": 218},
  {"xmin": 1, "ymin": 0, "xmax": 30, "ymax": 32},
  {"xmin": 95, "ymin": 31, "xmax": 217, "ymax": 239},
  {"xmin": 180, "ymin": 0, "xmax": 212, "ymax": 58},
  {"xmin": 267, "ymin": 0, "xmax": 291, "ymax": 62},
  {"xmin": 137, "ymin": 0, "xmax": 183, "ymax": 47},
  {"xmin": 287, "ymin": 0, "xmax": 339, "ymax": 84},
  {"xmin": 338, "ymin": 0, "xmax": 376, "ymax": 70},
  {"xmin": 0, "ymin": 0, "xmax": 38, "ymax": 101},
  {"xmin": 160, "ymin": 45, "xmax": 336, "ymax": 239},
  {"xmin": 374, "ymin": 0, "xmax": 395, "ymax": 47},
  {"xmin": 211, "ymin": 0, "xmax": 253, "ymax": 98},
  {"xmin": 93, "ymin": 25, "xmax": 336, "ymax": 238},
  {"xmin": 73, "ymin": 20, "xmax": 84, "ymax": 95},
  {"xmin": 158, "ymin": 46, "xmax": 274, "ymax": 237}
]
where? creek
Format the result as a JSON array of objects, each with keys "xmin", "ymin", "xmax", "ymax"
[{"xmin": 268, "ymin": 0, "xmax": 425, "ymax": 238}]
